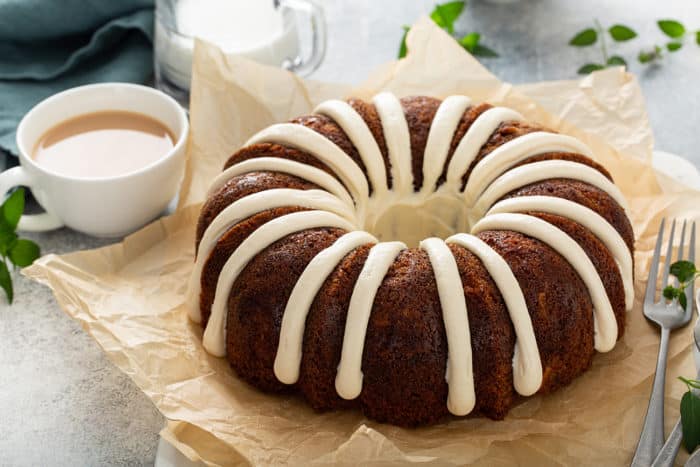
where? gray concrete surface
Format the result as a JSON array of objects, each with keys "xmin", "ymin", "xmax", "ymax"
[{"xmin": 1, "ymin": 1, "xmax": 699, "ymax": 465}]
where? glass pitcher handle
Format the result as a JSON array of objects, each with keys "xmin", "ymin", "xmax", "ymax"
[{"xmin": 276, "ymin": 0, "xmax": 326, "ymax": 76}]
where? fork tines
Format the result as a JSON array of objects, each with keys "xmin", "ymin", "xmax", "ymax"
[{"xmin": 644, "ymin": 218, "xmax": 697, "ymax": 310}]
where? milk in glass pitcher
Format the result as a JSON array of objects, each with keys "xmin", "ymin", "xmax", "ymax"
[{"xmin": 155, "ymin": 0, "xmax": 326, "ymax": 105}]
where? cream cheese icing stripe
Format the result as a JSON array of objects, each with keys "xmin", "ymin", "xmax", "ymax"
[
  {"xmin": 472, "ymin": 213, "xmax": 618, "ymax": 353},
  {"xmin": 335, "ymin": 241, "xmax": 407, "ymax": 400},
  {"xmin": 314, "ymin": 100, "xmax": 390, "ymax": 197},
  {"xmin": 187, "ymin": 189, "xmax": 358, "ymax": 323},
  {"xmin": 445, "ymin": 233, "xmax": 543, "ymax": 396},
  {"xmin": 463, "ymin": 132, "xmax": 595, "ymax": 205},
  {"xmin": 420, "ymin": 237, "xmax": 475, "ymax": 415},
  {"xmin": 246, "ymin": 123, "xmax": 370, "ymax": 206},
  {"xmin": 372, "ymin": 92, "xmax": 413, "ymax": 195},
  {"xmin": 472, "ymin": 160, "xmax": 630, "ymax": 219},
  {"xmin": 203, "ymin": 211, "xmax": 356, "ymax": 357},
  {"xmin": 420, "ymin": 96, "xmax": 472, "ymax": 196},
  {"xmin": 274, "ymin": 230, "xmax": 378, "ymax": 384},
  {"xmin": 206, "ymin": 157, "xmax": 354, "ymax": 207},
  {"xmin": 445, "ymin": 107, "xmax": 524, "ymax": 191},
  {"xmin": 486, "ymin": 196, "xmax": 634, "ymax": 311}
]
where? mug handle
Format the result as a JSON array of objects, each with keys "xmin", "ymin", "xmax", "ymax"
[
  {"xmin": 0, "ymin": 166, "xmax": 64, "ymax": 232},
  {"xmin": 276, "ymin": 0, "xmax": 326, "ymax": 76}
]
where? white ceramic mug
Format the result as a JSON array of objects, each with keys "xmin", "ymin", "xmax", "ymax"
[{"xmin": 2, "ymin": 83, "xmax": 189, "ymax": 238}]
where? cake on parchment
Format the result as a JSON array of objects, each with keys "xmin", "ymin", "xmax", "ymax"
[{"xmin": 187, "ymin": 93, "xmax": 634, "ymax": 426}]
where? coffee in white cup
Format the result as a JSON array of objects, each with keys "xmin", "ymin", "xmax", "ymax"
[{"xmin": 2, "ymin": 83, "xmax": 188, "ymax": 237}]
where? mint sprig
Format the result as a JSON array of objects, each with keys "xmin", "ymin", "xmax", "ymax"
[
  {"xmin": 398, "ymin": 1, "xmax": 499, "ymax": 59},
  {"xmin": 662, "ymin": 260, "xmax": 699, "ymax": 311},
  {"xmin": 638, "ymin": 19, "xmax": 698, "ymax": 65},
  {"xmin": 570, "ymin": 18, "xmax": 699, "ymax": 73},
  {"xmin": 569, "ymin": 19, "xmax": 637, "ymax": 75},
  {"xmin": 0, "ymin": 188, "xmax": 41, "ymax": 303},
  {"xmin": 679, "ymin": 377, "xmax": 700, "ymax": 453}
]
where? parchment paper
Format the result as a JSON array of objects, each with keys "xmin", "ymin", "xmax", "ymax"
[{"xmin": 24, "ymin": 17, "xmax": 700, "ymax": 466}]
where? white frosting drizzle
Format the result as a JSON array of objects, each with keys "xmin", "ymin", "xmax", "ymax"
[
  {"xmin": 487, "ymin": 196, "xmax": 634, "ymax": 311},
  {"xmin": 445, "ymin": 107, "xmax": 524, "ymax": 190},
  {"xmin": 372, "ymin": 92, "xmax": 413, "ymax": 195},
  {"xmin": 420, "ymin": 96, "xmax": 472, "ymax": 195},
  {"xmin": 274, "ymin": 230, "xmax": 378, "ymax": 384},
  {"xmin": 206, "ymin": 157, "xmax": 354, "ymax": 207},
  {"xmin": 473, "ymin": 159, "xmax": 630, "ymax": 219},
  {"xmin": 463, "ymin": 132, "xmax": 595, "ymax": 205},
  {"xmin": 419, "ymin": 237, "xmax": 475, "ymax": 415},
  {"xmin": 203, "ymin": 211, "xmax": 355, "ymax": 356},
  {"xmin": 445, "ymin": 233, "xmax": 543, "ymax": 396},
  {"xmin": 472, "ymin": 213, "xmax": 619, "ymax": 353},
  {"xmin": 187, "ymin": 189, "xmax": 358, "ymax": 323},
  {"xmin": 246, "ymin": 123, "xmax": 370, "ymax": 206},
  {"xmin": 335, "ymin": 241, "xmax": 406, "ymax": 400},
  {"xmin": 314, "ymin": 100, "xmax": 389, "ymax": 197}
]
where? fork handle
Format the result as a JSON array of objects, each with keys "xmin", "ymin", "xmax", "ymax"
[
  {"xmin": 651, "ymin": 417, "xmax": 682, "ymax": 467},
  {"xmin": 632, "ymin": 326, "xmax": 671, "ymax": 467}
]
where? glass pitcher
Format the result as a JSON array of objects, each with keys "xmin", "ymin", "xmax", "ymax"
[{"xmin": 154, "ymin": 0, "xmax": 326, "ymax": 105}]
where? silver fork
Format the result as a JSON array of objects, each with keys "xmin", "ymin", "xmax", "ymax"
[
  {"xmin": 652, "ymin": 290, "xmax": 700, "ymax": 467},
  {"xmin": 632, "ymin": 219, "xmax": 696, "ymax": 467}
]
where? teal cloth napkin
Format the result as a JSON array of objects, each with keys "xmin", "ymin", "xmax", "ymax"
[{"xmin": 0, "ymin": 0, "xmax": 155, "ymax": 157}]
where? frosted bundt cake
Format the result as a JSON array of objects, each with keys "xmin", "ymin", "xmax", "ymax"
[{"xmin": 187, "ymin": 93, "xmax": 634, "ymax": 426}]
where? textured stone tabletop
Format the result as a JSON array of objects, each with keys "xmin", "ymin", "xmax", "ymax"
[{"xmin": 1, "ymin": 1, "xmax": 699, "ymax": 465}]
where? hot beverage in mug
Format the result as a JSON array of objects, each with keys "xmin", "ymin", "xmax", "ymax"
[{"xmin": 32, "ymin": 111, "xmax": 175, "ymax": 179}]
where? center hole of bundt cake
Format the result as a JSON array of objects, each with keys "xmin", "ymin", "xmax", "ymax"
[{"xmin": 367, "ymin": 194, "xmax": 469, "ymax": 248}]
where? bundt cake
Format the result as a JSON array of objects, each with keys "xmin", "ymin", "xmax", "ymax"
[{"xmin": 186, "ymin": 93, "xmax": 634, "ymax": 426}]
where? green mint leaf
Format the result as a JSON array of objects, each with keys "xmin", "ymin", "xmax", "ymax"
[
  {"xmin": 681, "ymin": 390, "xmax": 700, "ymax": 453},
  {"xmin": 667, "ymin": 41, "xmax": 683, "ymax": 52},
  {"xmin": 609, "ymin": 24, "xmax": 637, "ymax": 42},
  {"xmin": 663, "ymin": 285, "xmax": 679, "ymax": 300},
  {"xmin": 638, "ymin": 52, "xmax": 653, "ymax": 63},
  {"xmin": 8, "ymin": 239, "xmax": 40, "ymax": 268},
  {"xmin": 607, "ymin": 55, "xmax": 627, "ymax": 67},
  {"xmin": 569, "ymin": 28, "xmax": 598, "ymax": 46},
  {"xmin": 670, "ymin": 260, "xmax": 697, "ymax": 283},
  {"xmin": 459, "ymin": 32, "xmax": 480, "ymax": 52},
  {"xmin": 2, "ymin": 187, "xmax": 25, "ymax": 230},
  {"xmin": 430, "ymin": 1, "xmax": 465, "ymax": 34},
  {"xmin": 680, "ymin": 292, "xmax": 688, "ymax": 311},
  {"xmin": 0, "ymin": 222, "xmax": 17, "ymax": 256},
  {"xmin": 0, "ymin": 260, "xmax": 12, "ymax": 303},
  {"xmin": 658, "ymin": 20, "xmax": 686, "ymax": 38},
  {"xmin": 696, "ymin": 30, "xmax": 700, "ymax": 46},
  {"xmin": 577, "ymin": 63, "xmax": 605, "ymax": 75},
  {"xmin": 472, "ymin": 43, "xmax": 499, "ymax": 57},
  {"xmin": 398, "ymin": 25, "xmax": 410, "ymax": 58}
]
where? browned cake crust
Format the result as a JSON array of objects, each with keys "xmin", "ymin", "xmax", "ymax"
[
  {"xmin": 194, "ymin": 95, "xmax": 634, "ymax": 427},
  {"xmin": 347, "ymin": 98, "xmax": 392, "ymax": 189},
  {"xmin": 226, "ymin": 227, "xmax": 346, "ymax": 392},
  {"xmin": 224, "ymin": 143, "xmax": 339, "ymax": 183},
  {"xmin": 359, "ymin": 249, "xmax": 449, "ymax": 425},
  {"xmin": 297, "ymin": 244, "xmax": 372, "ymax": 411},
  {"xmin": 504, "ymin": 179, "xmax": 634, "ymax": 253},
  {"xmin": 478, "ymin": 230, "xmax": 596, "ymax": 393},
  {"xmin": 400, "ymin": 96, "xmax": 442, "ymax": 191},
  {"xmin": 197, "ymin": 172, "xmax": 319, "ymax": 247}
]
